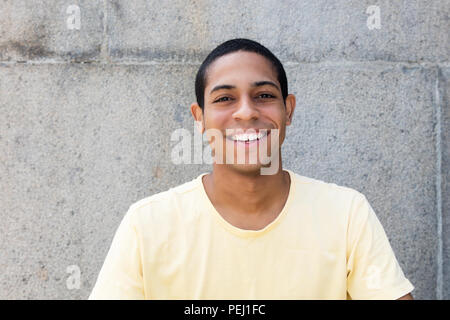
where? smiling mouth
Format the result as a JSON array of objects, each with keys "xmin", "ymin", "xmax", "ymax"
[{"xmin": 226, "ymin": 130, "xmax": 271, "ymax": 144}]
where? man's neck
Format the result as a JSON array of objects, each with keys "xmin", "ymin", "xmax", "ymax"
[{"xmin": 203, "ymin": 164, "xmax": 291, "ymax": 217}]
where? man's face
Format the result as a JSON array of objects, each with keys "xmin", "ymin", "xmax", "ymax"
[{"xmin": 192, "ymin": 51, "xmax": 295, "ymax": 174}]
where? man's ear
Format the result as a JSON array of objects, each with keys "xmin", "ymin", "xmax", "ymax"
[
  {"xmin": 190, "ymin": 102, "xmax": 205, "ymax": 134},
  {"xmin": 285, "ymin": 94, "xmax": 296, "ymax": 126}
]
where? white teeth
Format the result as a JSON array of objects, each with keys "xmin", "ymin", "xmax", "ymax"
[{"xmin": 232, "ymin": 131, "xmax": 267, "ymax": 141}]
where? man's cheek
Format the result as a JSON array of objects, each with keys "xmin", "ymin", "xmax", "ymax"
[{"xmin": 205, "ymin": 128, "xmax": 225, "ymax": 164}]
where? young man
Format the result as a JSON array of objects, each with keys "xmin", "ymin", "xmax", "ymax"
[{"xmin": 89, "ymin": 39, "xmax": 414, "ymax": 300}]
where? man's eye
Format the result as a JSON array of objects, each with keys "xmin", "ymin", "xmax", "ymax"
[
  {"xmin": 214, "ymin": 97, "xmax": 231, "ymax": 103},
  {"xmin": 257, "ymin": 93, "xmax": 275, "ymax": 99}
]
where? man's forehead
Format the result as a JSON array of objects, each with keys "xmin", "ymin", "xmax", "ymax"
[{"xmin": 205, "ymin": 51, "xmax": 279, "ymax": 91}]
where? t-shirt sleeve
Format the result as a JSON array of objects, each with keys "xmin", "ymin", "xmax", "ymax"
[
  {"xmin": 346, "ymin": 192, "xmax": 414, "ymax": 300},
  {"xmin": 88, "ymin": 206, "xmax": 145, "ymax": 300}
]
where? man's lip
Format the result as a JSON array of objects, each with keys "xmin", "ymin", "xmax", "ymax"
[
  {"xmin": 225, "ymin": 128, "xmax": 272, "ymax": 138},
  {"xmin": 225, "ymin": 130, "xmax": 271, "ymax": 141}
]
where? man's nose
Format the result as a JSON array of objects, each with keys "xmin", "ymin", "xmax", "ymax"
[{"xmin": 232, "ymin": 96, "xmax": 259, "ymax": 121}]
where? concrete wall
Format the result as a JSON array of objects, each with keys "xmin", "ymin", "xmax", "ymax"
[{"xmin": 0, "ymin": 0, "xmax": 448, "ymax": 299}]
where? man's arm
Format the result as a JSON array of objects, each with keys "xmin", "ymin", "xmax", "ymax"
[
  {"xmin": 346, "ymin": 193, "xmax": 415, "ymax": 300},
  {"xmin": 397, "ymin": 293, "xmax": 414, "ymax": 300},
  {"xmin": 89, "ymin": 207, "xmax": 145, "ymax": 299}
]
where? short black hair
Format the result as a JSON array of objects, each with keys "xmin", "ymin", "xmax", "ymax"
[{"xmin": 195, "ymin": 38, "xmax": 288, "ymax": 111}]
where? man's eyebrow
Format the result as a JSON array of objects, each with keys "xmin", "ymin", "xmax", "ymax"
[
  {"xmin": 251, "ymin": 81, "xmax": 280, "ymax": 92},
  {"xmin": 209, "ymin": 84, "xmax": 236, "ymax": 94}
]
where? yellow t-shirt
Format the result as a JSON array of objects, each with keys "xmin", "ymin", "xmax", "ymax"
[{"xmin": 89, "ymin": 169, "xmax": 414, "ymax": 300}]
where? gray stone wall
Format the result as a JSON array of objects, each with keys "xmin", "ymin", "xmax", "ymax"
[{"xmin": 0, "ymin": 0, "xmax": 448, "ymax": 299}]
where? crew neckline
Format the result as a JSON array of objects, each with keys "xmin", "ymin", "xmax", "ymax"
[{"xmin": 196, "ymin": 169, "xmax": 296, "ymax": 238}]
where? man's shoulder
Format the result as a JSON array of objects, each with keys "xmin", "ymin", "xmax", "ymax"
[
  {"xmin": 290, "ymin": 170, "xmax": 363, "ymax": 197},
  {"xmin": 288, "ymin": 170, "xmax": 365, "ymax": 210},
  {"xmin": 289, "ymin": 170, "xmax": 369, "ymax": 233},
  {"xmin": 126, "ymin": 173, "xmax": 204, "ymax": 218}
]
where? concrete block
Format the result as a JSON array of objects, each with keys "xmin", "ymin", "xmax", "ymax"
[
  {"xmin": 441, "ymin": 67, "xmax": 450, "ymax": 300},
  {"xmin": 0, "ymin": 63, "xmax": 206, "ymax": 299},
  {"xmin": 0, "ymin": 60, "xmax": 443, "ymax": 299},
  {"xmin": 108, "ymin": 0, "xmax": 449, "ymax": 63},
  {"xmin": 0, "ymin": 0, "xmax": 104, "ymax": 62},
  {"xmin": 283, "ymin": 63, "xmax": 438, "ymax": 299},
  {"xmin": 0, "ymin": 62, "xmax": 440, "ymax": 299}
]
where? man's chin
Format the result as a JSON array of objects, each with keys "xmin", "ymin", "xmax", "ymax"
[
  {"xmin": 212, "ymin": 151, "xmax": 280, "ymax": 175},
  {"xmin": 223, "ymin": 162, "xmax": 270, "ymax": 176}
]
